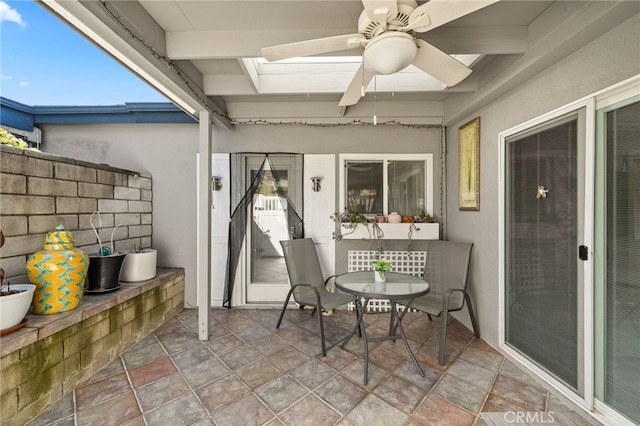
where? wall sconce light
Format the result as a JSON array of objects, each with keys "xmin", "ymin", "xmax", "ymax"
[
  {"xmin": 311, "ymin": 177, "xmax": 322, "ymax": 192},
  {"xmin": 212, "ymin": 177, "xmax": 223, "ymax": 191}
]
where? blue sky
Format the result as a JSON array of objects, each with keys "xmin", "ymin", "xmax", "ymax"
[{"xmin": 0, "ymin": 0, "xmax": 168, "ymax": 106}]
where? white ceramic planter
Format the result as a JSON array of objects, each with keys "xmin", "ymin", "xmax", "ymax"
[
  {"xmin": 120, "ymin": 249, "xmax": 157, "ymax": 282},
  {"xmin": 0, "ymin": 284, "xmax": 35, "ymax": 330}
]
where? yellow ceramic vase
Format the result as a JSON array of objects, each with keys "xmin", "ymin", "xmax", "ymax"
[{"xmin": 26, "ymin": 225, "xmax": 89, "ymax": 314}]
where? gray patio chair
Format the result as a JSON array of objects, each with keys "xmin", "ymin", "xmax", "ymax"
[
  {"xmin": 398, "ymin": 240, "xmax": 480, "ymax": 365},
  {"xmin": 278, "ymin": 238, "xmax": 356, "ymax": 356}
]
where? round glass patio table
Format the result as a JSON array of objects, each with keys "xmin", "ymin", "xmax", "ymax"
[{"xmin": 335, "ymin": 271, "xmax": 429, "ymax": 384}]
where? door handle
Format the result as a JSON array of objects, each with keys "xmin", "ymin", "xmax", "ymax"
[{"xmin": 578, "ymin": 245, "xmax": 588, "ymax": 261}]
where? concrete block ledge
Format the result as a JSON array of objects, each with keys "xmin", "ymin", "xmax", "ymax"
[{"xmin": 0, "ymin": 267, "xmax": 185, "ymax": 425}]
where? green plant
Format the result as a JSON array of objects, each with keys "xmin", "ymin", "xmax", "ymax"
[
  {"xmin": 371, "ymin": 259, "xmax": 393, "ymax": 278},
  {"xmin": 0, "ymin": 128, "xmax": 38, "ymax": 151}
]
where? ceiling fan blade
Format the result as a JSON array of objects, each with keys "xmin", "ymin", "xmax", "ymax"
[
  {"xmin": 404, "ymin": 0, "xmax": 499, "ymax": 33},
  {"xmin": 339, "ymin": 64, "xmax": 375, "ymax": 107},
  {"xmin": 412, "ymin": 39, "xmax": 472, "ymax": 87},
  {"xmin": 262, "ymin": 34, "xmax": 367, "ymax": 62},
  {"xmin": 362, "ymin": 0, "xmax": 398, "ymax": 23}
]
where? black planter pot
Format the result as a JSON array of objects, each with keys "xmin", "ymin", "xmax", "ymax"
[{"xmin": 86, "ymin": 253, "xmax": 127, "ymax": 293}]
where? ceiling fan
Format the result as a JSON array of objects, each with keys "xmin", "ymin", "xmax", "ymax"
[{"xmin": 261, "ymin": 0, "xmax": 498, "ymax": 106}]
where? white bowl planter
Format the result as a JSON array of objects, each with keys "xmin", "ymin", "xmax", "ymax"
[
  {"xmin": 120, "ymin": 249, "xmax": 157, "ymax": 282},
  {"xmin": 0, "ymin": 284, "xmax": 35, "ymax": 331}
]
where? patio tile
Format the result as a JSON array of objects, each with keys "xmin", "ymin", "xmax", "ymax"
[
  {"xmin": 289, "ymin": 358, "xmax": 336, "ymax": 390},
  {"xmin": 279, "ymin": 394, "xmax": 341, "ymax": 426},
  {"xmin": 206, "ymin": 333, "xmax": 245, "ymax": 355},
  {"xmin": 170, "ymin": 344, "xmax": 216, "ymax": 370},
  {"xmin": 392, "ymin": 358, "xmax": 442, "ymax": 390},
  {"xmin": 30, "ymin": 310, "xmax": 591, "ymax": 426},
  {"xmin": 411, "ymin": 394, "xmax": 476, "ymax": 426},
  {"xmin": 235, "ymin": 324, "xmax": 274, "ymax": 342},
  {"xmin": 218, "ymin": 345, "xmax": 263, "ymax": 370},
  {"xmin": 446, "ymin": 358, "xmax": 497, "ymax": 392},
  {"xmin": 460, "ymin": 344, "xmax": 505, "ymax": 372},
  {"xmin": 210, "ymin": 393, "xmax": 274, "ymax": 426},
  {"xmin": 143, "ymin": 392, "xmax": 208, "ymax": 426},
  {"xmin": 76, "ymin": 391, "xmax": 141, "ymax": 426},
  {"xmin": 29, "ymin": 392, "xmax": 74, "ymax": 426},
  {"xmin": 432, "ymin": 373, "xmax": 488, "ymax": 413},
  {"xmin": 135, "ymin": 372, "xmax": 191, "ymax": 413},
  {"xmin": 235, "ymin": 358, "xmax": 284, "ymax": 390},
  {"xmin": 254, "ymin": 374, "xmax": 309, "ymax": 414},
  {"xmin": 368, "ymin": 343, "xmax": 408, "ymax": 371},
  {"xmin": 347, "ymin": 394, "xmax": 408, "ymax": 426},
  {"xmin": 121, "ymin": 341, "xmax": 166, "ymax": 370},
  {"xmin": 317, "ymin": 346, "xmax": 358, "ymax": 371},
  {"xmin": 128, "ymin": 356, "xmax": 177, "ymax": 388},
  {"xmin": 75, "ymin": 372, "xmax": 132, "ymax": 410},
  {"xmin": 181, "ymin": 356, "xmax": 230, "ymax": 389},
  {"xmin": 481, "ymin": 393, "xmax": 529, "ymax": 413},
  {"xmin": 195, "ymin": 374, "xmax": 251, "ymax": 414},
  {"xmin": 268, "ymin": 345, "xmax": 310, "ymax": 371},
  {"xmin": 84, "ymin": 357, "xmax": 125, "ymax": 385},
  {"xmin": 157, "ymin": 331, "xmax": 202, "ymax": 355},
  {"xmin": 341, "ymin": 359, "xmax": 390, "ymax": 391},
  {"xmin": 291, "ymin": 333, "xmax": 325, "ymax": 356},
  {"xmin": 275, "ymin": 325, "xmax": 310, "ymax": 343},
  {"xmin": 490, "ymin": 375, "xmax": 547, "ymax": 412},
  {"xmin": 499, "ymin": 359, "xmax": 545, "ymax": 388},
  {"xmin": 249, "ymin": 333, "xmax": 290, "ymax": 356},
  {"xmin": 372, "ymin": 374, "xmax": 428, "ymax": 415}
]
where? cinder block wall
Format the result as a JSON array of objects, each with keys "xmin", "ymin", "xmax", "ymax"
[
  {"xmin": 0, "ymin": 145, "xmax": 152, "ymax": 283},
  {"xmin": 0, "ymin": 269, "xmax": 185, "ymax": 425}
]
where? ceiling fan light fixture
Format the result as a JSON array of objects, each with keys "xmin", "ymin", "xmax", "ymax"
[{"xmin": 363, "ymin": 32, "xmax": 417, "ymax": 75}]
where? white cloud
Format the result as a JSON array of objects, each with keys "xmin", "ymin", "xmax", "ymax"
[
  {"xmin": 0, "ymin": 1, "xmax": 26, "ymax": 27},
  {"xmin": 19, "ymin": 81, "xmax": 29, "ymax": 87},
  {"xmin": 0, "ymin": 74, "xmax": 13, "ymax": 80}
]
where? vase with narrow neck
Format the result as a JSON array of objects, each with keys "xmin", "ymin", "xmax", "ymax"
[{"xmin": 26, "ymin": 225, "xmax": 89, "ymax": 314}]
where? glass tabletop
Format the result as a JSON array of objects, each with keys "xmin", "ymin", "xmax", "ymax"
[{"xmin": 335, "ymin": 271, "xmax": 429, "ymax": 300}]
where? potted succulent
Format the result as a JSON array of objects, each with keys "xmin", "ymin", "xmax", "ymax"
[
  {"xmin": 371, "ymin": 259, "xmax": 393, "ymax": 283},
  {"xmin": 85, "ymin": 212, "xmax": 126, "ymax": 293},
  {"xmin": 1, "ymin": 230, "xmax": 36, "ymax": 333},
  {"xmin": 120, "ymin": 245, "xmax": 157, "ymax": 282}
]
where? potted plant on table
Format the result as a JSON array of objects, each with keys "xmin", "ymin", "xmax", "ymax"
[
  {"xmin": 85, "ymin": 212, "xmax": 126, "ymax": 293},
  {"xmin": 120, "ymin": 245, "xmax": 157, "ymax": 282},
  {"xmin": 371, "ymin": 259, "xmax": 393, "ymax": 283},
  {"xmin": 1, "ymin": 230, "xmax": 36, "ymax": 333}
]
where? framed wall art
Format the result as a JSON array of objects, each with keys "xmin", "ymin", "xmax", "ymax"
[{"xmin": 459, "ymin": 117, "xmax": 480, "ymax": 211}]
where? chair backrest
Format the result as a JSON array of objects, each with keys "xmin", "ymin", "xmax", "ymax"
[
  {"xmin": 280, "ymin": 238, "xmax": 327, "ymax": 298},
  {"xmin": 424, "ymin": 240, "xmax": 473, "ymax": 311}
]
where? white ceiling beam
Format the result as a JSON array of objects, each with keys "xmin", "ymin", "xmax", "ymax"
[
  {"xmin": 167, "ymin": 30, "xmax": 363, "ymax": 60},
  {"xmin": 166, "ymin": 26, "xmax": 528, "ymax": 60},
  {"xmin": 238, "ymin": 59, "xmax": 260, "ymax": 92}
]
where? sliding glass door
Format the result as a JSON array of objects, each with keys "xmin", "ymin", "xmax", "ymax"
[
  {"xmin": 595, "ymin": 97, "xmax": 640, "ymax": 424},
  {"xmin": 503, "ymin": 110, "xmax": 587, "ymax": 396}
]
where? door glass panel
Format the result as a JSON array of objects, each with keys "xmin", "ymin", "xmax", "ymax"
[
  {"xmin": 604, "ymin": 100, "xmax": 640, "ymax": 423},
  {"xmin": 505, "ymin": 116, "xmax": 579, "ymax": 389},
  {"xmin": 250, "ymin": 169, "xmax": 289, "ymax": 283}
]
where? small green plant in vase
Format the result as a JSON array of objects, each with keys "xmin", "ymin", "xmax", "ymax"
[{"xmin": 371, "ymin": 259, "xmax": 393, "ymax": 282}]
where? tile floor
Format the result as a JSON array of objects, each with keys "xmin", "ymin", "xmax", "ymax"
[{"xmin": 28, "ymin": 308, "xmax": 598, "ymax": 426}]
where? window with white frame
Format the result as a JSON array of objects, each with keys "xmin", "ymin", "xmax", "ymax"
[{"xmin": 339, "ymin": 154, "xmax": 433, "ymax": 217}]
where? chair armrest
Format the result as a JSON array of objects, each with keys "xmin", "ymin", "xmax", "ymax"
[
  {"xmin": 290, "ymin": 283, "xmax": 323, "ymax": 308},
  {"xmin": 442, "ymin": 288, "xmax": 467, "ymax": 312}
]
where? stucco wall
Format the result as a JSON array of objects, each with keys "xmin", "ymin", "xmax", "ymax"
[
  {"xmin": 41, "ymin": 123, "xmax": 442, "ymax": 308},
  {"xmin": 444, "ymin": 13, "xmax": 640, "ymax": 347}
]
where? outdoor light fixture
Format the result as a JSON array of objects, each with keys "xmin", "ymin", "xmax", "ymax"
[
  {"xmin": 212, "ymin": 177, "xmax": 223, "ymax": 191},
  {"xmin": 311, "ymin": 177, "xmax": 322, "ymax": 192},
  {"xmin": 363, "ymin": 32, "xmax": 417, "ymax": 75}
]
